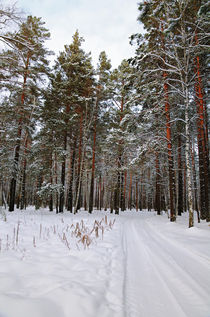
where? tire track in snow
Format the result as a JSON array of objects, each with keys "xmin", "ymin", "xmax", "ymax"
[
  {"xmin": 122, "ymin": 214, "xmax": 210, "ymax": 317},
  {"xmin": 146, "ymin": 219, "xmax": 210, "ymax": 267},
  {"xmin": 144, "ymin": 221, "xmax": 210, "ymax": 299},
  {"xmin": 141, "ymin": 224, "xmax": 210, "ymax": 317},
  {"xmin": 122, "ymin": 217, "xmax": 187, "ymax": 317}
]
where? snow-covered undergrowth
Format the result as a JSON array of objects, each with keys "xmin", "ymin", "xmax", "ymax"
[
  {"xmin": 0, "ymin": 209, "xmax": 115, "ymax": 254},
  {"xmin": 0, "ymin": 208, "xmax": 209, "ymax": 317}
]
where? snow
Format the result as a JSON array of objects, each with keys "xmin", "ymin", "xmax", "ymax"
[{"xmin": 0, "ymin": 208, "xmax": 210, "ymax": 317}]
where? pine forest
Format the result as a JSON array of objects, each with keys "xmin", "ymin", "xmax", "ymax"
[
  {"xmin": 0, "ymin": 1, "xmax": 210, "ymax": 317},
  {"xmin": 1, "ymin": 0, "xmax": 209, "ymax": 226}
]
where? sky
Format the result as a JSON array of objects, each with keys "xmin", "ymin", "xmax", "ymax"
[{"xmin": 4, "ymin": 0, "xmax": 143, "ymax": 68}]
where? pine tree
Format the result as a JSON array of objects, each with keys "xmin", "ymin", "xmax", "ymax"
[
  {"xmin": 4, "ymin": 16, "xmax": 51, "ymax": 211},
  {"xmin": 89, "ymin": 51, "xmax": 112, "ymax": 213},
  {"xmin": 44, "ymin": 30, "xmax": 95, "ymax": 213}
]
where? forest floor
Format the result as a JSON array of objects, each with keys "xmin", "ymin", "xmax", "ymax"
[{"xmin": 0, "ymin": 208, "xmax": 209, "ymax": 317}]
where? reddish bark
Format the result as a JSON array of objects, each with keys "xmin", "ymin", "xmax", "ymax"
[{"xmin": 161, "ymin": 23, "xmax": 175, "ymax": 221}]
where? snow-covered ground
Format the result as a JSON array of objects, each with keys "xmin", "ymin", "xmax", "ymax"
[{"xmin": 0, "ymin": 208, "xmax": 209, "ymax": 317}]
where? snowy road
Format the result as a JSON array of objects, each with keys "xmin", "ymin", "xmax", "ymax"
[
  {"xmin": 0, "ymin": 209, "xmax": 210, "ymax": 317},
  {"xmin": 121, "ymin": 213, "xmax": 210, "ymax": 317}
]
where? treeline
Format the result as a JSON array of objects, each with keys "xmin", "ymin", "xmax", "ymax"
[{"xmin": 0, "ymin": 0, "xmax": 209, "ymax": 227}]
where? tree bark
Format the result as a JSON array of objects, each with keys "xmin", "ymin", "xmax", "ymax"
[
  {"xmin": 194, "ymin": 37, "xmax": 209, "ymax": 220},
  {"xmin": 59, "ymin": 131, "xmax": 67, "ymax": 213},
  {"xmin": 177, "ymin": 134, "xmax": 183, "ymax": 216},
  {"xmin": 185, "ymin": 88, "xmax": 194, "ymax": 228},
  {"xmin": 9, "ymin": 52, "xmax": 30, "ymax": 212},
  {"xmin": 155, "ymin": 152, "xmax": 161, "ymax": 215},
  {"xmin": 67, "ymin": 139, "xmax": 76, "ymax": 212}
]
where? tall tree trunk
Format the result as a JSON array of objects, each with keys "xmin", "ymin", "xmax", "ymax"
[
  {"xmin": 114, "ymin": 91, "xmax": 124, "ymax": 215},
  {"xmin": 49, "ymin": 150, "xmax": 53, "ymax": 212},
  {"xmin": 99, "ymin": 174, "xmax": 102, "ymax": 211},
  {"xmin": 9, "ymin": 52, "xmax": 30, "ymax": 212},
  {"xmin": 59, "ymin": 104, "xmax": 71, "ymax": 213},
  {"xmin": 135, "ymin": 177, "xmax": 138, "ymax": 211},
  {"xmin": 35, "ymin": 174, "xmax": 42, "ymax": 210},
  {"xmin": 155, "ymin": 152, "xmax": 161, "ymax": 215},
  {"xmin": 177, "ymin": 134, "xmax": 183, "ymax": 216},
  {"xmin": 161, "ymin": 23, "xmax": 175, "ymax": 222},
  {"xmin": 96, "ymin": 181, "xmax": 99, "ymax": 210},
  {"xmin": 191, "ymin": 140, "xmax": 200, "ymax": 223},
  {"xmin": 110, "ymin": 184, "xmax": 114, "ymax": 213},
  {"xmin": 59, "ymin": 131, "xmax": 67, "ymax": 213},
  {"xmin": 89, "ymin": 93, "xmax": 99, "ymax": 213},
  {"xmin": 20, "ymin": 136, "xmax": 29, "ymax": 210},
  {"xmin": 163, "ymin": 72, "xmax": 175, "ymax": 221},
  {"xmin": 194, "ymin": 38, "xmax": 209, "ymax": 220},
  {"xmin": 54, "ymin": 152, "xmax": 59, "ymax": 213},
  {"xmin": 114, "ymin": 170, "xmax": 120, "ymax": 215},
  {"xmin": 74, "ymin": 110, "xmax": 83, "ymax": 213},
  {"xmin": 122, "ymin": 169, "xmax": 127, "ymax": 211},
  {"xmin": 120, "ymin": 171, "xmax": 124, "ymax": 211},
  {"xmin": 183, "ymin": 159, "xmax": 187, "ymax": 212},
  {"xmin": 185, "ymin": 89, "xmax": 194, "ymax": 228},
  {"xmin": 128, "ymin": 171, "xmax": 132, "ymax": 210},
  {"xmin": 67, "ymin": 139, "xmax": 76, "ymax": 212}
]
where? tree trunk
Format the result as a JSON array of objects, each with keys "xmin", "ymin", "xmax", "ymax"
[
  {"xmin": 74, "ymin": 110, "xmax": 83, "ymax": 213},
  {"xmin": 99, "ymin": 174, "xmax": 102, "ymax": 211},
  {"xmin": 89, "ymin": 94, "xmax": 99, "ymax": 213},
  {"xmin": 67, "ymin": 139, "xmax": 76, "ymax": 212},
  {"xmin": 114, "ymin": 170, "xmax": 120, "ymax": 215},
  {"xmin": 155, "ymin": 152, "xmax": 161, "ymax": 215},
  {"xmin": 194, "ymin": 43, "xmax": 209, "ymax": 220},
  {"xmin": 163, "ymin": 72, "xmax": 175, "ymax": 221},
  {"xmin": 49, "ymin": 150, "xmax": 53, "ymax": 212},
  {"xmin": 136, "ymin": 178, "xmax": 138, "ymax": 211},
  {"xmin": 122, "ymin": 170, "xmax": 127, "ymax": 211},
  {"xmin": 35, "ymin": 174, "xmax": 42, "ymax": 210},
  {"xmin": 177, "ymin": 134, "xmax": 183, "ymax": 216},
  {"xmin": 128, "ymin": 171, "xmax": 132, "ymax": 210},
  {"xmin": 161, "ymin": 23, "xmax": 175, "ymax": 222},
  {"xmin": 54, "ymin": 152, "xmax": 59, "ymax": 213},
  {"xmin": 9, "ymin": 52, "xmax": 30, "ymax": 212},
  {"xmin": 59, "ymin": 131, "xmax": 67, "ymax": 213},
  {"xmin": 191, "ymin": 141, "xmax": 200, "ymax": 223},
  {"xmin": 185, "ymin": 89, "xmax": 194, "ymax": 228}
]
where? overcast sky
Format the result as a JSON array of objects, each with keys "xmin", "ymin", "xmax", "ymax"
[{"xmin": 6, "ymin": 0, "xmax": 143, "ymax": 68}]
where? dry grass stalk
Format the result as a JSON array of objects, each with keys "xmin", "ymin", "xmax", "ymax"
[
  {"xmin": 6, "ymin": 234, "xmax": 9, "ymax": 250},
  {"xmin": 13, "ymin": 227, "xmax": 16, "ymax": 247},
  {"xmin": 62, "ymin": 233, "xmax": 70, "ymax": 250},
  {"xmin": 33, "ymin": 236, "xmax": 36, "ymax": 247},
  {"xmin": 78, "ymin": 234, "xmax": 92, "ymax": 249},
  {"xmin": 16, "ymin": 222, "xmax": 20, "ymax": 246},
  {"xmin": 39, "ymin": 224, "xmax": 42, "ymax": 239},
  {"xmin": 95, "ymin": 226, "xmax": 99, "ymax": 238}
]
